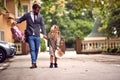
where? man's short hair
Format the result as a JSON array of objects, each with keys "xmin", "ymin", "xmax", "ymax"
[{"xmin": 32, "ymin": 4, "xmax": 41, "ymax": 10}]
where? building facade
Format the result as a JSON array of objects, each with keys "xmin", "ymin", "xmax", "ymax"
[{"xmin": 0, "ymin": 0, "xmax": 35, "ymax": 42}]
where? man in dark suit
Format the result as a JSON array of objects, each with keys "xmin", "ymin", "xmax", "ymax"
[{"xmin": 15, "ymin": 4, "xmax": 47, "ymax": 69}]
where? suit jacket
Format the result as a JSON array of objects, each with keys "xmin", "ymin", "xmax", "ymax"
[{"xmin": 16, "ymin": 12, "xmax": 46, "ymax": 36}]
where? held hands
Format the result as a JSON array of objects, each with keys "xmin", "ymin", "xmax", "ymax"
[
  {"xmin": 57, "ymin": 47, "xmax": 60, "ymax": 50},
  {"xmin": 11, "ymin": 21, "xmax": 17, "ymax": 27},
  {"xmin": 43, "ymin": 35, "xmax": 48, "ymax": 39},
  {"xmin": 12, "ymin": 21, "xmax": 17, "ymax": 25}
]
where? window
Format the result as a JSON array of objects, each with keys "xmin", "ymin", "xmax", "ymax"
[
  {"xmin": 0, "ymin": 31, "xmax": 4, "ymax": 41},
  {"xmin": 16, "ymin": 4, "xmax": 29, "ymax": 18}
]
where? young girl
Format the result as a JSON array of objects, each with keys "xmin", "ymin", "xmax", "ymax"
[{"xmin": 48, "ymin": 25, "xmax": 60, "ymax": 68}]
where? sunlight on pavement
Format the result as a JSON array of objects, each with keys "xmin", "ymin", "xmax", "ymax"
[{"xmin": 0, "ymin": 67, "xmax": 4, "ymax": 70}]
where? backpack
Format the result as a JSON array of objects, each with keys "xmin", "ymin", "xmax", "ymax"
[{"xmin": 11, "ymin": 26, "xmax": 23, "ymax": 41}]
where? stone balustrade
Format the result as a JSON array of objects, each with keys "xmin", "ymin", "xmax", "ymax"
[
  {"xmin": 15, "ymin": 43, "xmax": 22, "ymax": 54},
  {"xmin": 14, "ymin": 43, "xmax": 29, "ymax": 55},
  {"xmin": 76, "ymin": 38, "xmax": 120, "ymax": 53}
]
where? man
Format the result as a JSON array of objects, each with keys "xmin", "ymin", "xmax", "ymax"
[{"xmin": 15, "ymin": 4, "xmax": 47, "ymax": 69}]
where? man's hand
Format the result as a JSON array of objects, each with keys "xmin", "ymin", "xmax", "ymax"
[
  {"xmin": 43, "ymin": 35, "xmax": 47, "ymax": 39},
  {"xmin": 11, "ymin": 21, "xmax": 17, "ymax": 27},
  {"xmin": 12, "ymin": 21, "xmax": 17, "ymax": 26}
]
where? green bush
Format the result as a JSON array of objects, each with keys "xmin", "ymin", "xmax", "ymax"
[
  {"xmin": 107, "ymin": 48, "xmax": 118, "ymax": 53},
  {"xmin": 117, "ymin": 48, "xmax": 120, "ymax": 53},
  {"xmin": 40, "ymin": 38, "xmax": 46, "ymax": 52},
  {"xmin": 0, "ymin": 2, "xmax": 6, "ymax": 10}
]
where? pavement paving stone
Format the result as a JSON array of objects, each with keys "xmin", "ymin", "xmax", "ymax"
[
  {"xmin": 0, "ymin": 51, "xmax": 120, "ymax": 80},
  {"xmin": 0, "ymin": 62, "xmax": 9, "ymax": 71}
]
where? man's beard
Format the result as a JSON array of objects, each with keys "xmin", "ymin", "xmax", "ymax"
[{"xmin": 34, "ymin": 12, "xmax": 38, "ymax": 15}]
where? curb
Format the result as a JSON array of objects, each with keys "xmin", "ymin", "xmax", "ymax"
[{"xmin": 0, "ymin": 62, "xmax": 9, "ymax": 71}]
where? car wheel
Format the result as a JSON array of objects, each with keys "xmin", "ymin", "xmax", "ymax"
[{"xmin": 0, "ymin": 49, "xmax": 6, "ymax": 63}]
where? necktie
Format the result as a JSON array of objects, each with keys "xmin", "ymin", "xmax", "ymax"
[{"xmin": 34, "ymin": 14, "xmax": 38, "ymax": 23}]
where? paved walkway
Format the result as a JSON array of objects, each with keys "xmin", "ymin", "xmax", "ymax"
[{"xmin": 0, "ymin": 51, "xmax": 120, "ymax": 80}]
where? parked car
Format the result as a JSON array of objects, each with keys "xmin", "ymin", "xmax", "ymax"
[{"xmin": 0, "ymin": 40, "xmax": 16, "ymax": 63}]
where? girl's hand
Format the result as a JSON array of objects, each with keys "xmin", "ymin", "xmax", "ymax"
[
  {"xmin": 57, "ymin": 47, "xmax": 60, "ymax": 50},
  {"xmin": 43, "ymin": 35, "xmax": 48, "ymax": 39}
]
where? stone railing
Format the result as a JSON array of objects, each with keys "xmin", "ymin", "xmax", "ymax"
[
  {"xmin": 14, "ymin": 43, "xmax": 29, "ymax": 55},
  {"xmin": 15, "ymin": 43, "xmax": 22, "ymax": 54},
  {"xmin": 76, "ymin": 38, "xmax": 120, "ymax": 53}
]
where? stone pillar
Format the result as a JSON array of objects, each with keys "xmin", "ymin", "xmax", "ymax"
[
  {"xmin": 76, "ymin": 37, "xmax": 82, "ymax": 54},
  {"xmin": 22, "ymin": 42, "xmax": 29, "ymax": 55}
]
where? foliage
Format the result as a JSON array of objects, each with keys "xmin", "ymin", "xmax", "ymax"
[
  {"xmin": 0, "ymin": 0, "xmax": 22, "ymax": 11},
  {"xmin": 0, "ymin": 1, "xmax": 6, "ymax": 10},
  {"xmin": 106, "ymin": 48, "xmax": 120, "ymax": 55},
  {"xmin": 41, "ymin": 0, "xmax": 93, "ymax": 46},
  {"xmin": 16, "ymin": 0, "xmax": 120, "ymax": 47},
  {"xmin": 66, "ymin": 0, "xmax": 120, "ymax": 38},
  {"xmin": 14, "ymin": 0, "xmax": 22, "ymax": 12},
  {"xmin": 40, "ymin": 38, "xmax": 46, "ymax": 52},
  {"xmin": 106, "ymin": 6, "xmax": 120, "ymax": 37}
]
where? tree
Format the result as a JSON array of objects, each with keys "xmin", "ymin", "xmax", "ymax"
[
  {"xmin": 41, "ymin": 0, "xmax": 94, "ymax": 48},
  {"xmin": 107, "ymin": 5, "xmax": 120, "ymax": 37},
  {"xmin": 14, "ymin": 0, "xmax": 22, "ymax": 12},
  {"xmin": 0, "ymin": 1, "xmax": 6, "ymax": 10},
  {"xmin": 67, "ymin": 0, "xmax": 120, "ymax": 38}
]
